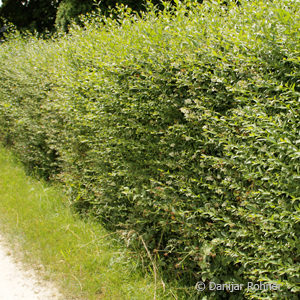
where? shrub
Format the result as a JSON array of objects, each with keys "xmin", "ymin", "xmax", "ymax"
[{"xmin": 0, "ymin": 1, "xmax": 299, "ymax": 298}]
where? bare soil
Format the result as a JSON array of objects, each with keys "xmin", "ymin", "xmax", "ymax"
[{"xmin": 0, "ymin": 234, "xmax": 62, "ymax": 300}]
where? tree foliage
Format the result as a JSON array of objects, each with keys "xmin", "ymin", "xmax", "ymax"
[
  {"xmin": 0, "ymin": 0, "xmax": 28, "ymax": 29},
  {"xmin": 55, "ymin": 0, "xmax": 93, "ymax": 31},
  {"xmin": 55, "ymin": 0, "xmax": 165, "ymax": 31},
  {"xmin": 0, "ymin": 0, "xmax": 203, "ymax": 33},
  {"xmin": 0, "ymin": 0, "xmax": 161, "ymax": 32},
  {"xmin": 0, "ymin": 0, "xmax": 61, "ymax": 32}
]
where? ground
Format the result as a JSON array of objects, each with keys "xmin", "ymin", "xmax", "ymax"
[{"xmin": 0, "ymin": 234, "xmax": 62, "ymax": 300}]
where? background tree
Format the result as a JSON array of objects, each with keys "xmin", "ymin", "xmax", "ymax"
[
  {"xmin": 0, "ymin": 0, "xmax": 61, "ymax": 32},
  {"xmin": 0, "ymin": 1, "xmax": 241, "ymax": 33},
  {"xmin": 0, "ymin": 0, "xmax": 28, "ymax": 29},
  {"xmin": 55, "ymin": 0, "xmax": 162, "ymax": 31},
  {"xmin": 25, "ymin": 0, "xmax": 61, "ymax": 32},
  {"xmin": 55, "ymin": 0, "xmax": 94, "ymax": 31},
  {"xmin": 55, "ymin": 1, "xmax": 241, "ymax": 32}
]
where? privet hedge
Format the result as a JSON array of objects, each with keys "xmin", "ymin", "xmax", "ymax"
[{"xmin": 0, "ymin": 1, "xmax": 299, "ymax": 298}]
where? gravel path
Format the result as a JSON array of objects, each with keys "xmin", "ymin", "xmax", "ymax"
[{"xmin": 0, "ymin": 235, "xmax": 62, "ymax": 300}]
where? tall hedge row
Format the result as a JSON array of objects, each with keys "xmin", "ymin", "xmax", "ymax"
[{"xmin": 0, "ymin": 1, "xmax": 299, "ymax": 298}]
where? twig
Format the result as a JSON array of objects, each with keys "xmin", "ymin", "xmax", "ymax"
[
  {"xmin": 139, "ymin": 235, "xmax": 157, "ymax": 300},
  {"xmin": 161, "ymin": 278, "xmax": 166, "ymax": 292},
  {"xmin": 170, "ymin": 289, "xmax": 178, "ymax": 300},
  {"xmin": 65, "ymin": 224, "xmax": 80, "ymax": 240},
  {"xmin": 71, "ymin": 274, "xmax": 83, "ymax": 291}
]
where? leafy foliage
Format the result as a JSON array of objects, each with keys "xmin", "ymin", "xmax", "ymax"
[
  {"xmin": 55, "ymin": 0, "xmax": 166, "ymax": 32},
  {"xmin": 55, "ymin": 0, "xmax": 94, "ymax": 31},
  {"xmin": 0, "ymin": 1, "xmax": 299, "ymax": 299}
]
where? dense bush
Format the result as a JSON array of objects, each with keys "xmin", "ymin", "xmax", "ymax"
[{"xmin": 0, "ymin": 1, "xmax": 299, "ymax": 298}]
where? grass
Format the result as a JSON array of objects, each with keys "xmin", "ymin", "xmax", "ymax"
[{"xmin": 0, "ymin": 145, "xmax": 175, "ymax": 299}]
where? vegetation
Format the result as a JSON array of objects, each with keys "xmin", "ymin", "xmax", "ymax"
[
  {"xmin": 0, "ymin": 0, "xmax": 164, "ymax": 33},
  {"xmin": 55, "ymin": 0, "xmax": 94, "ymax": 32},
  {"xmin": 0, "ymin": 145, "xmax": 172, "ymax": 299},
  {"xmin": 0, "ymin": 0, "xmax": 299, "ymax": 299},
  {"xmin": 0, "ymin": 0, "xmax": 60, "ymax": 32}
]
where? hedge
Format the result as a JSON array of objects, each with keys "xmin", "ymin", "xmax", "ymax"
[{"xmin": 0, "ymin": 1, "xmax": 299, "ymax": 298}]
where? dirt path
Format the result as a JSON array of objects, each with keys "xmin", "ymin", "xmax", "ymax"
[{"xmin": 0, "ymin": 235, "xmax": 62, "ymax": 300}]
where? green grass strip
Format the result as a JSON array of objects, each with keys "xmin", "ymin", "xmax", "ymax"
[{"xmin": 0, "ymin": 145, "xmax": 172, "ymax": 299}]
